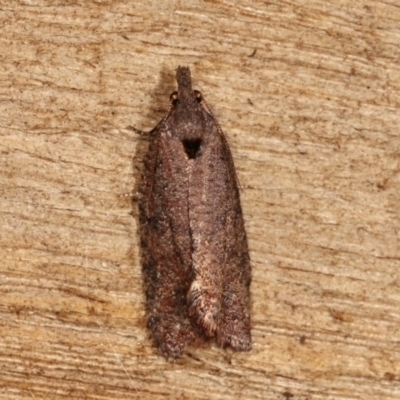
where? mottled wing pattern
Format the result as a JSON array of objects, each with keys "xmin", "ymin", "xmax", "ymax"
[
  {"xmin": 187, "ymin": 112, "xmax": 251, "ymax": 350},
  {"xmin": 139, "ymin": 123, "xmax": 205, "ymax": 358},
  {"xmin": 138, "ymin": 66, "xmax": 251, "ymax": 358}
]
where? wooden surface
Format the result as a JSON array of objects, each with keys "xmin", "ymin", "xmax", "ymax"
[{"xmin": 1, "ymin": 1, "xmax": 399, "ymax": 399}]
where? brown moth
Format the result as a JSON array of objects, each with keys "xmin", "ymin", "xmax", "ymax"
[{"xmin": 138, "ymin": 66, "xmax": 251, "ymax": 358}]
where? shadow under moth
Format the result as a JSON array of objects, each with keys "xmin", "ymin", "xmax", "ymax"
[{"xmin": 138, "ymin": 66, "xmax": 251, "ymax": 358}]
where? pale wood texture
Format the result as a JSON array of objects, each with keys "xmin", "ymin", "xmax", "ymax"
[{"xmin": 1, "ymin": 1, "xmax": 399, "ymax": 399}]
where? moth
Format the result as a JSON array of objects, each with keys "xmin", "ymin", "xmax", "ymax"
[{"xmin": 138, "ymin": 66, "xmax": 251, "ymax": 358}]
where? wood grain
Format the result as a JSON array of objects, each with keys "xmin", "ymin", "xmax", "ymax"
[{"xmin": 0, "ymin": 1, "xmax": 399, "ymax": 399}]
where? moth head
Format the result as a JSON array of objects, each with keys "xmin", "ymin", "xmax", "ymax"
[{"xmin": 169, "ymin": 90, "xmax": 203, "ymax": 106}]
